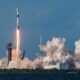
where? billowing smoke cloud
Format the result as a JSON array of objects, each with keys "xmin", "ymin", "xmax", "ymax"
[
  {"xmin": 40, "ymin": 37, "xmax": 66, "ymax": 61},
  {"xmin": 7, "ymin": 58, "xmax": 32, "ymax": 69},
  {"xmin": 39, "ymin": 37, "xmax": 74, "ymax": 69},
  {"xmin": 75, "ymin": 40, "xmax": 80, "ymax": 54},
  {"xmin": 42, "ymin": 37, "xmax": 77, "ymax": 69},
  {"xmin": 74, "ymin": 40, "xmax": 80, "ymax": 68},
  {"xmin": 0, "ymin": 37, "xmax": 79, "ymax": 69},
  {"xmin": 0, "ymin": 57, "xmax": 8, "ymax": 69},
  {"xmin": 32, "ymin": 56, "xmax": 43, "ymax": 69}
]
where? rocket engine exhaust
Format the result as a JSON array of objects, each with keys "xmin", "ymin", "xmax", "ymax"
[{"xmin": 16, "ymin": 27, "xmax": 20, "ymax": 52}]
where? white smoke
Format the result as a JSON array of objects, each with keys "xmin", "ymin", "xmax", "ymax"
[
  {"xmin": 32, "ymin": 56, "xmax": 43, "ymax": 69},
  {"xmin": 7, "ymin": 58, "xmax": 32, "ymax": 69},
  {"xmin": 6, "ymin": 37, "xmax": 72, "ymax": 69},
  {"xmin": 39, "ymin": 37, "xmax": 74, "ymax": 69},
  {"xmin": 75, "ymin": 40, "xmax": 80, "ymax": 54},
  {"xmin": 40, "ymin": 37, "xmax": 66, "ymax": 61},
  {"xmin": 74, "ymin": 39, "xmax": 80, "ymax": 68},
  {"xmin": 0, "ymin": 37, "xmax": 79, "ymax": 69},
  {"xmin": 0, "ymin": 57, "xmax": 8, "ymax": 69}
]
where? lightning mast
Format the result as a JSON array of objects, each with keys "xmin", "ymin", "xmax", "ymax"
[{"xmin": 39, "ymin": 36, "xmax": 42, "ymax": 55}]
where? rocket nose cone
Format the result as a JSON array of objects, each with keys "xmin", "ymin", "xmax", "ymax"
[{"xmin": 17, "ymin": 8, "xmax": 19, "ymax": 12}]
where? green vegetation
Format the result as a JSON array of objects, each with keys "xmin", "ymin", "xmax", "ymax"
[{"xmin": 0, "ymin": 69, "xmax": 79, "ymax": 73}]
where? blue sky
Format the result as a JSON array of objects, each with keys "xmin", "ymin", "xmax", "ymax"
[{"xmin": 0, "ymin": 0, "xmax": 80, "ymax": 59}]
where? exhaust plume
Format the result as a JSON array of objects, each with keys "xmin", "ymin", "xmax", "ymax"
[{"xmin": 16, "ymin": 27, "xmax": 20, "ymax": 52}]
